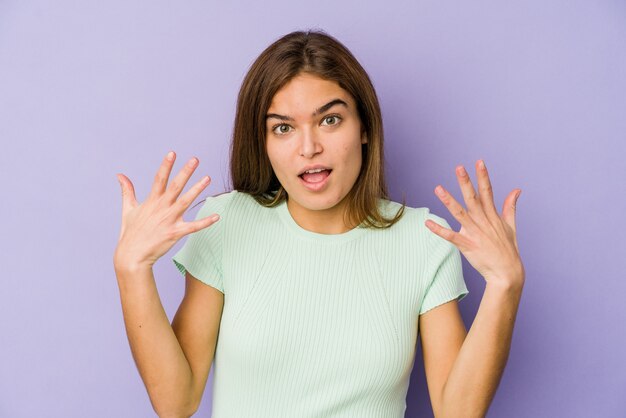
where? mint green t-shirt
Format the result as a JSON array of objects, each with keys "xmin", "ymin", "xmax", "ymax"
[{"xmin": 172, "ymin": 190, "xmax": 469, "ymax": 417}]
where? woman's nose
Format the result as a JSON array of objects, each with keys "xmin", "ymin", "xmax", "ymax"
[{"xmin": 299, "ymin": 127, "xmax": 322, "ymax": 158}]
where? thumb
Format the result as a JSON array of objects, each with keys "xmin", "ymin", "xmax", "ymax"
[
  {"xmin": 117, "ymin": 173, "xmax": 138, "ymax": 210},
  {"xmin": 502, "ymin": 188, "xmax": 520, "ymax": 235}
]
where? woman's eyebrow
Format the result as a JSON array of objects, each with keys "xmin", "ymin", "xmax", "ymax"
[{"xmin": 265, "ymin": 98, "xmax": 348, "ymax": 121}]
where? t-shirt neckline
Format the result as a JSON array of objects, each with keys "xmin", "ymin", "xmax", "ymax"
[{"xmin": 276, "ymin": 199, "xmax": 368, "ymax": 244}]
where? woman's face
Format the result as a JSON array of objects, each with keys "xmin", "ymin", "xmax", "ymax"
[{"xmin": 265, "ymin": 72, "xmax": 367, "ymax": 214}]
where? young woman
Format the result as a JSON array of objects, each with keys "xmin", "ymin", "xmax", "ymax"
[{"xmin": 114, "ymin": 30, "xmax": 525, "ymax": 418}]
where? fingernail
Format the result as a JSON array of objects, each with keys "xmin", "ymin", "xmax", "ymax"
[
  {"xmin": 479, "ymin": 160, "xmax": 485, "ymax": 169},
  {"xmin": 167, "ymin": 151, "xmax": 174, "ymax": 161}
]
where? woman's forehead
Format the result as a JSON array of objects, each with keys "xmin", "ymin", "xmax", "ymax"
[
  {"xmin": 266, "ymin": 97, "xmax": 351, "ymax": 123},
  {"xmin": 268, "ymin": 79, "xmax": 356, "ymax": 119}
]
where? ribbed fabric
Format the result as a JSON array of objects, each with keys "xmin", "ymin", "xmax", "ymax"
[{"xmin": 172, "ymin": 190, "xmax": 469, "ymax": 417}]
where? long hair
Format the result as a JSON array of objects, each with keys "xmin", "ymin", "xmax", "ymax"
[{"xmin": 229, "ymin": 29, "xmax": 405, "ymax": 228}]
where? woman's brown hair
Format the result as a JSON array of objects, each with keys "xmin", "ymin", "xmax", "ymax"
[{"xmin": 229, "ymin": 28, "xmax": 405, "ymax": 229}]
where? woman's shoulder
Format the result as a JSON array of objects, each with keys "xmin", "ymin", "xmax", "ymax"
[
  {"xmin": 200, "ymin": 189, "xmax": 258, "ymax": 206},
  {"xmin": 375, "ymin": 198, "xmax": 452, "ymax": 241},
  {"xmin": 203, "ymin": 190, "xmax": 279, "ymax": 222},
  {"xmin": 377, "ymin": 198, "xmax": 427, "ymax": 222},
  {"xmin": 196, "ymin": 189, "xmax": 238, "ymax": 211},
  {"xmin": 189, "ymin": 190, "xmax": 248, "ymax": 223}
]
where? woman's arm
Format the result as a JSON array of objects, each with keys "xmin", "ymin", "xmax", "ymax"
[
  {"xmin": 115, "ymin": 264, "xmax": 223, "ymax": 417},
  {"xmin": 423, "ymin": 159, "xmax": 525, "ymax": 417},
  {"xmin": 439, "ymin": 280, "xmax": 523, "ymax": 417},
  {"xmin": 115, "ymin": 264, "xmax": 195, "ymax": 417}
]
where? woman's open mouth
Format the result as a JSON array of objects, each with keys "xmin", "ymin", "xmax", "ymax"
[{"xmin": 298, "ymin": 169, "xmax": 332, "ymax": 192}]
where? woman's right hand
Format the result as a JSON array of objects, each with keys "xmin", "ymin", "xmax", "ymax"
[{"xmin": 113, "ymin": 151, "xmax": 220, "ymax": 272}]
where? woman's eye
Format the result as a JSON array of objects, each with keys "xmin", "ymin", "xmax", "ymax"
[
  {"xmin": 272, "ymin": 124, "xmax": 292, "ymax": 135},
  {"xmin": 322, "ymin": 115, "xmax": 342, "ymax": 126},
  {"xmin": 271, "ymin": 116, "xmax": 341, "ymax": 135}
]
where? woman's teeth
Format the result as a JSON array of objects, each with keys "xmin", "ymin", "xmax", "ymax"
[{"xmin": 300, "ymin": 169, "xmax": 331, "ymax": 183}]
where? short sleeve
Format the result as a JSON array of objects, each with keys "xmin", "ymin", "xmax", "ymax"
[
  {"xmin": 171, "ymin": 191, "xmax": 234, "ymax": 293},
  {"xmin": 419, "ymin": 212, "xmax": 469, "ymax": 315}
]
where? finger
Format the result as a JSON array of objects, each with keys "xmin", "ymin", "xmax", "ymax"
[
  {"xmin": 502, "ymin": 188, "xmax": 520, "ymax": 236},
  {"xmin": 117, "ymin": 173, "xmax": 138, "ymax": 213},
  {"xmin": 476, "ymin": 160, "xmax": 501, "ymax": 223},
  {"xmin": 148, "ymin": 151, "xmax": 178, "ymax": 200},
  {"xmin": 165, "ymin": 156, "xmax": 201, "ymax": 203},
  {"xmin": 434, "ymin": 184, "xmax": 480, "ymax": 235},
  {"xmin": 455, "ymin": 165, "xmax": 490, "ymax": 226},
  {"xmin": 424, "ymin": 219, "xmax": 473, "ymax": 252},
  {"xmin": 175, "ymin": 174, "xmax": 212, "ymax": 214},
  {"xmin": 186, "ymin": 212, "xmax": 221, "ymax": 236}
]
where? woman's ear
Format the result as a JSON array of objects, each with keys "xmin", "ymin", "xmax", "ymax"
[{"xmin": 361, "ymin": 130, "xmax": 368, "ymax": 144}]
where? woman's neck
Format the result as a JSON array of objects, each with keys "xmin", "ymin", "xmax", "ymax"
[{"xmin": 286, "ymin": 196, "xmax": 357, "ymax": 235}]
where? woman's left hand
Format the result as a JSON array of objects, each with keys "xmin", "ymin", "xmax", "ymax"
[{"xmin": 425, "ymin": 159, "xmax": 525, "ymax": 290}]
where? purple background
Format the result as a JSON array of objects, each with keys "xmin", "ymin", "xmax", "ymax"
[{"xmin": 1, "ymin": 1, "xmax": 624, "ymax": 417}]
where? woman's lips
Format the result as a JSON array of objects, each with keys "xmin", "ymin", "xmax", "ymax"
[{"xmin": 298, "ymin": 169, "xmax": 332, "ymax": 192}]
